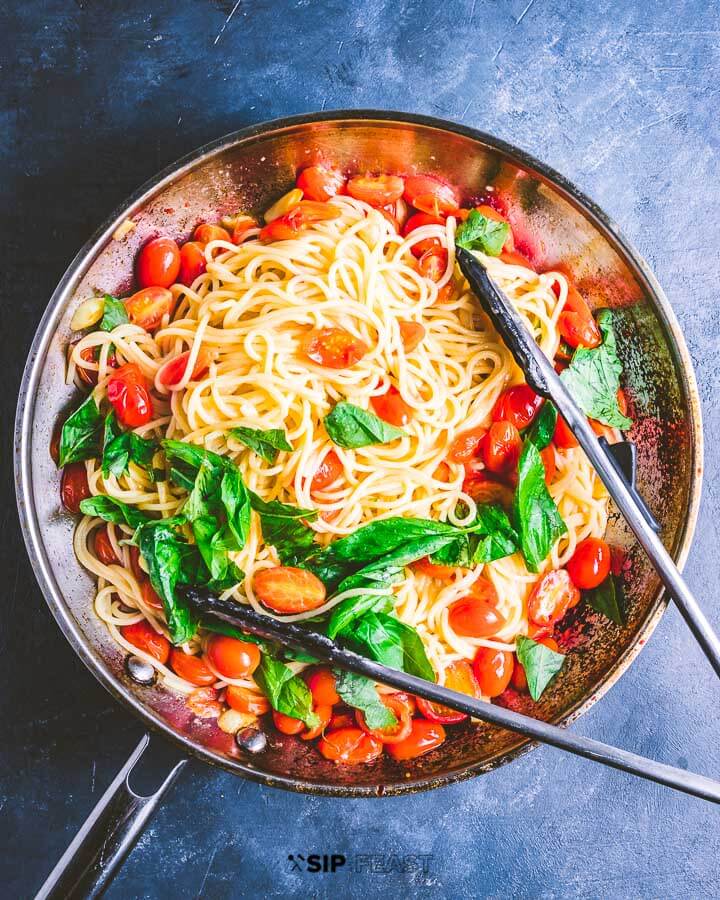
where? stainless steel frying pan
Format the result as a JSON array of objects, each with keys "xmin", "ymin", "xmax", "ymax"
[{"xmin": 15, "ymin": 111, "xmax": 702, "ymax": 898}]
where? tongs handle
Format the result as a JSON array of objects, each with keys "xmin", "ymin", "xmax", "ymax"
[{"xmin": 456, "ymin": 249, "xmax": 720, "ymax": 679}]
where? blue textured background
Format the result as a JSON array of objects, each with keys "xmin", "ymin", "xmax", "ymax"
[{"xmin": 3, "ymin": 2, "xmax": 720, "ymax": 897}]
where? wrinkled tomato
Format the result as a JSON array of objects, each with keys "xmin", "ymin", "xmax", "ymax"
[
  {"xmin": 296, "ymin": 165, "xmax": 346, "ymax": 201},
  {"xmin": 226, "ymin": 685, "xmax": 270, "ymax": 716},
  {"xmin": 492, "ymin": 385, "xmax": 542, "ymax": 430},
  {"xmin": 169, "ymin": 648, "xmax": 216, "ymax": 686},
  {"xmin": 417, "ymin": 660, "xmax": 478, "ymax": 724},
  {"xmin": 385, "ymin": 719, "xmax": 446, "ymax": 760},
  {"xmin": 347, "ymin": 174, "xmax": 404, "ymax": 207},
  {"xmin": 60, "ymin": 463, "xmax": 90, "ymax": 513},
  {"xmin": 124, "ymin": 286, "xmax": 173, "ymax": 332},
  {"xmin": 371, "ymin": 385, "xmax": 412, "ymax": 427},
  {"xmin": 418, "ymin": 247, "xmax": 448, "ymax": 283},
  {"xmin": 107, "ymin": 363, "xmax": 153, "ymax": 427},
  {"xmin": 483, "ymin": 420, "xmax": 521, "ymax": 474},
  {"xmin": 318, "ymin": 727, "xmax": 384, "ymax": 764},
  {"xmin": 356, "ymin": 692, "xmax": 414, "ymax": 744},
  {"xmin": 447, "ymin": 426, "xmax": 487, "ymax": 464},
  {"xmin": 301, "ymin": 327, "xmax": 369, "ymax": 369},
  {"xmin": 194, "ymin": 224, "xmax": 231, "ymax": 244},
  {"xmin": 557, "ymin": 284, "xmax": 601, "ymax": 349},
  {"xmin": 121, "ymin": 620, "xmax": 171, "ymax": 664}
]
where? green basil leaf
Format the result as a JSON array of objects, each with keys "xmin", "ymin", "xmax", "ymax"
[
  {"xmin": 468, "ymin": 504, "xmax": 520, "ymax": 564},
  {"xmin": 560, "ymin": 309, "xmax": 632, "ymax": 429},
  {"xmin": 220, "ymin": 466, "xmax": 252, "ymax": 550},
  {"xmin": 254, "ymin": 655, "xmax": 319, "ymax": 727},
  {"xmin": 515, "ymin": 635, "xmax": 565, "ymax": 701},
  {"xmin": 342, "ymin": 612, "xmax": 435, "ymax": 682},
  {"xmin": 79, "ymin": 495, "xmax": 152, "ymax": 529},
  {"xmin": 333, "ymin": 670, "xmax": 397, "ymax": 730},
  {"xmin": 134, "ymin": 519, "xmax": 198, "ymax": 644},
  {"xmin": 586, "ymin": 574, "xmax": 626, "ymax": 625},
  {"xmin": 230, "ymin": 426, "xmax": 292, "ymax": 463},
  {"xmin": 524, "ymin": 401, "xmax": 558, "ymax": 451},
  {"xmin": 326, "ymin": 589, "xmax": 395, "ymax": 640},
  {"xmin": 58, "ymin": 393, "xmax": 103, "ymax": 467},
  {"xmin": 249, "ymin": 492, "xmax": 319, "ymax": 566},
  {"xmin": 324, "ymin": 402, "xmax": 407, "ymax": 449},
  {"xmin": 101, "ymin": 412, "xmax": 157, "ymax": 479},
  {"xmin": 513, "ymin": 442, "xmax": 567, "ymax": 572},
  {"xmin": 455, "ymin": 209, "xmax": 509, "ymax": 256},
  {"xmin": 99, "ymin": 295, "xmax": 129, "ymax": 332}
]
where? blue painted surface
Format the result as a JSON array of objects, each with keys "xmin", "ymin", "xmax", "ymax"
[{"xmin": 2, "ymin": 1, "xmax": 720, "ymax": 897}]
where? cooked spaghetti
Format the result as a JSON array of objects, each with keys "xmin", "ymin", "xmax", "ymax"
[{"xmin": 58, "ymin": 166, "xmax": 627, "ymax": 763}]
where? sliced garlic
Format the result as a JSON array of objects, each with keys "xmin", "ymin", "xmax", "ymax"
[
  {"xmin": 112, "ymin": 219, "xmax": 137, "ymax": 241},
  {"xmin": 70, "ymin": 297, "xmax": 105, "ymax": 331},
  {"xmin": 217, "ymin": 708, "xmax": 257, "ymax": 734},
  {"xmin": 264, "ymin": 188, "xmax": 303, "ymax": 223}
]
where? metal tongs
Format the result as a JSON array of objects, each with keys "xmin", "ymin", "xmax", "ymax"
[{"xmin": 184, "ymin": 254, "xmax": 720, "ymax": 805}]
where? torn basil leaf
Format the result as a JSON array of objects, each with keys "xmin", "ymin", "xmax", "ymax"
[
  {"xmin": 513, "ymin": 442, "xmax": 567, "ymax": 573},
  {"xmin": 230, "ymin": 426, "xmax": 292, "ymax": 463},
  {"xmin": 249, "ymin": 493, "xmax": 319, "ymax": 566},
  {"xmin": 58, "ymin": 393, "xmax": 103, "ymax": 467},
  {"xmin": 455, "ymin": 209, "xmax": 509, "ymax": 257},
  {"xmin": 524, "ymin": 401, "xmax": 557, "ymax": 451},
  {"xmin": 586, "ymin": 573, "xmax": 626, "ymax": 625},
  {"xmin": 79, "ymin": 495, "xmax": 152, "ymax": 529},
  {"xmin": 515, "ymin": 635, "xmax": 565, "ymax": 701},
  {"xmin": 101, "ymin": 412, "xmax": 157, "ymax": 479},
  {"xmin": 324, "ymin": 402, "xmax": 407, "ymax": 449},
  {"xmin": 334, "ymin": 670, "xmax": 397, "ymax": 730},
  {"xmin": 99, "ymin": 295, "xmax": 129, "ymax": 332},
  {"xmin": 254, "ymin": 655, "xmax": 319, "ymax": 727}
]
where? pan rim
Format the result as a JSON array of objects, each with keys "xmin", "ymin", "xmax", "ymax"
[{"xmin": 14, "ymin": 108, "xmax": 703, "ymax": 797}]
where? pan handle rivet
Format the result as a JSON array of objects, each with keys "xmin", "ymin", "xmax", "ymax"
[
  {"xmin": 125, "ymin": 654, "xmax": 157, "ymax": 685},
  {"xmin": 236, "ymin": 727, "xmax": 267, "ymax": 754}
]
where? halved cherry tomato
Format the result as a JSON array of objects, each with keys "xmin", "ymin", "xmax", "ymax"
[
  {"xmin": 158, "ymin": 348, "xmax": 212, "ymax": 387},
  {"xmin": 447, "ymin": 426, "xmax": 487, "ymax": 464},
  {"xmin": 411, "ymin": 556, "xmax": 458, "ymax": 580},
  {"xmin": 492, "ymin": 385, "xmax": 542, "ymax": 430},
  {"xmin": 226, "ymin": 685, "xmax": 270, "ymax": 716},
  {"xmin": 318, "ymin": 727, "xmax": 384, "ymax": 764},
  {"xmin": 310, "ymin": 450, "xmax": 343, "ymax": 492},
  {"xmin": 462, "ymin": 469, "xmax": 515, "ymax": 509},
  {"xmin": 231, "ymin": 216, "xmax": 256, "ymax": 244},
  {"xmin": 61, "ymin": 463, "xmax": 90, "ymax": 513},
  {"xmin": 301, "ymin": 327, "xmax": 369, "ymax": 369},
  {"xmin": 417, "ymin": 660, "xmax": 478, "ymax": 724},
  {"xmin": 107, "ymin": 363, "xmax": 153, "ymax": 427},
  {"xmin": 541, "ymin": 445, "xmax": 556, "ymax": 484},
  {"xmin": 553, "ymin": 415, "xmax": 578, "ymax": 449},
  {"xmin": 402, "ymin": 212, "xmax": 445, "ymax": 257},
  {"xmin": 566, "ymin": 537, "xmax": 611, "ymax": 590},
  {"xmin": 370, "ymin": 385, "xmax": 412, "ymax": 427},
  {"xmin": 297, "ymin": 165, "xmax": 346, "ymax": 201},
  {"xmin": 273, "ymin": 710, "xmax": 305, "ymax": 735},
  {"xmin": 186, "ymin": 687, "xmax": 222, "ymax": 718},
  {"xmin": 483, "ymin": 420, "xmax": 522, "ymax": 474},
  {"xmin": 194, "ymin": 224, "xmax": 231, "ymax": 244},
  {"xmin": 94, "ymin": 526, "xmax": 119, "ymax": 565},
  {"xmin": 169, "ymin": 648, "xmax": 216, "ymax": 686},
  {"xmin": 385, "ymin": 719, "xmax": 446, "ymax": 760},
  {"xmin": 472, "ymin": 647, "xmax": 514, "ymax": 697},
  {"xmin": 124, "ymin": 286, "xmax": 173, "ymax": 332},
  {"xmin": 178, "ymin": 241, "xmax": 207, "ymax": 285},
  {"xmin": 356, "ymin": 692, "xmax": 414, "ymax": 744},
  {"xmin": 558, "ymin": 284, "xmax": 601, "ymax": 349},
  {"xmin": 527, "ymin": 569, "xmax": 580, "ymax": 627},
  {"xmin": 398, "ymin": 320, "xmax": 425, "ymax": 351},
  {"xmin": 259, "ymin": 200, "xmax": 341, "ymax": 241},
  {"xmin": 128, "ymin": 545, "xmax": 144, "ymax": 580},
  {"xmin": 403, "ymin": 175, "xmax": 459, "ymax": 216},
  {"xmin": 527, "ymin": 621, "xmax": 553, "ymax": 641},
  {"xmin": 140, "ymin": 579, "xmax": 163, "ymax": 610},
  {"xmin": 206, "ymin": 635, "xmax": 261, "ymax": 679},
  {"xmin": 304, "ymin": 667, "xmax": 340, "ymax": 706},
  {"xmin": 449, "ymin": 595, "xmax": 505, "ymax": 638},
  {"xmin": 347, "ymin": 174, "xmax": 404, "ymax": 207},
  {"xmin": 418, "ymin": 247, "xmax": 448, "ymax": 283},
  {"xmin": 121, "ymin": 620, "xmax": 171, "ymax": 664},
  {"xmin": 511, "ymin": 637, "xmax": 560, "ymax": 692},
  {"xmin": 253, "ymin": 566, "xmax": 327, "ymax": 614},
  {"xmin": 136, "ymin": 237, "xmax": 181, "ymax": 289},
  {"xmin": 499, "ymin": 250, "xmax": 534, "ymax": 269},
  {"xmin": 301, "ymin": 704, "xmax": 333, "ymax": 741}
]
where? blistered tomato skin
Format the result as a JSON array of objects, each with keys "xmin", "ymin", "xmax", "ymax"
[
  {"xmin": 61, "ymin": 463, "xmax": 90, "ymax": 513},
  {"xmin": 107, "ymin": 363, "xmax": 153, "ymax": 427},
  {"xmin": 385, "ymin": 719, "xmax": 446, "ymax": 760}
]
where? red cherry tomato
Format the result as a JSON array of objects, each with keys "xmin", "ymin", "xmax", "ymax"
[
  {"xmin": 449, "ymin": 596, "xmax": 505, "ymax": 638},
  {"xmin": 136, "ymin": 237, "xmax": 181, "ymax": 289},
  {"xmin": 231, "ymin": 216, "xmax": 256, "ymax": 244},
  {"xmin": 370, "ymin": 385, "xmax": 412, "ymax": 427},
  {"xmin": 72, "ymin": 343, "xmax": 99, "ymax": 386},
  {"xmin": 124, "ymin": 286, "xmax": 174, "ymax": 332},
  {"xmin": 347, "ymin": 174, "xmax": 405, "ymax": 207},
  {"xmin": 499, "ymin": 250, "xmax": 534, "ymax": 270},
  {"xmin": 226, "ymin": 685, "xmax": 270, "ymax": 716},
  {"xmin": 385, "ymin": 719, "xmax": 446, "ymax": 761},
  {"xmin": 301, "ymin": 704, "xmax": 333, "ymax": 741},
  {"xmin": 304, "ymin": 667, "xmax": 341, "ymax": 706},
  {"xmin": 397, "ymin": 320, "xmax": 425, "ymax": 351},
  {"xmin": 492, "ymin": 385, "xmax": 542, "ymax": 430},
  {"xmin": 558, "ymin": 284, "xmax": 601, "ymax": 349},
  {"xmin": 411, "ymin": 556, "xmax": 458, "ymax": 580},
  {"xmin": 417, "ymin": 660, "xmax": 478, "ymax": 724},
  {"xmin": 566, "ymin": 537, "xmax": 611, "ymax": 590},
  {"xmin": 273, "ymin": 710, "xmax": 305, "ymax": 735},
  {"xmin": 206, "ymin": 635, "xmax": 261, "ymax": 679},
  {"xmin": 253, "ymin": 567, "xmax": 327, "ymax": 614},
  {"xmin": 194, "ymin": 224, "xmax": 232, "ymax": 244},
  {"xmin": 356, "ymin": 692, "xmax": 414, "ymax": 744},
  {"xmin": 178, "ymin": 241, "xmax": 207, "ymax": 285},
  {"xmin": 169, "ymin": 648, "xmax": 216, "ymax": 686},
  {"xmin": 403, "ymin": 175, "xmax": 459, "ymax": 216},
  {"xmin": 527, "ymin": 569, "xmax": 580, "ymax": 627},
  {"xmin": 301, "ymin": 327, "xmax": 369, "ymax": 369},
  {"xmin": 60, "ymin": 463, "xmax": 90, "ymax": 513},
  {"xmin": 318, "ymin": 728, "xmax": 384, "ymax": 764},
  {"xmin": 296, "ymin": 165, "xmax": 346, "ymax": 201},
  {"xmin": 541, "ymin": 445, "xmax": 556, "ymax": 484},
  {"xmin": 461, "ymin": 469, "xmax": 515, "ymax": 509},
  {"xmin": 418, "ymin": 247, "xmax": 448, "ymax": 283},
  {"xmin": 553, "ymin": 415, "xmax": 578, "ymax": 449},
  {"xmin": 402, "ymin": 212, "xmax": 445, "ymax": 257},
  {"xmin": 447, "ymin": 426, "xmax": 487, "ymax": 464},
  {"xmin": 107, "ymin": 363, "xmax": 153, "ymax": 427},
  {"xmin": 483, "ymin": 420, "xmax": 522, "ymax": 474},
  {"xmin": 259, "ymin": 201, "xmax": 340, "ymax": 241},
  {"xmin": 472, "ymin": 647, "xmax": 514, "ymax": 697},
  {"xmin": 158, "ymin": 348, "xmax": 212, "ymax": 387},
  {"xmin": 310, "ymin": 450, "xmax": 343, "ymax": 493},
  {"xmin": 121, "ymin": 620, "xmax": 171, "ymax": 664},
  {"xmin": 128, "ymin": 545, "xmax": 144, "ymax": 580},
  {"xmin": 94, "ymin": 526, "xmax": 119, "ymax": 565},
  {"xmin": 140, "ymin": 579, "xmax": 163, "ymax": 610}
]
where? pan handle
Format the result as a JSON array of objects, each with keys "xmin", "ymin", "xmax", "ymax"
[{"xmin": 35, "ymin": 734, "xmax": 188, "ymax": 900}]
